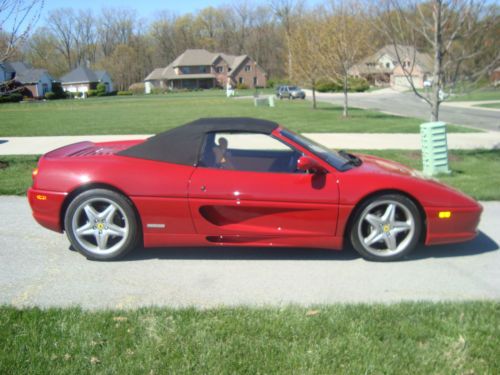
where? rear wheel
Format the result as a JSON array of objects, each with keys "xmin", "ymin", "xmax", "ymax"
[
  {"xmin": 64, "ymin": 189, "xmax": 139, "ymax": 261},
  {"xmin": 350, "ymin": 194, "xmax": 421, "ymax": 261}
]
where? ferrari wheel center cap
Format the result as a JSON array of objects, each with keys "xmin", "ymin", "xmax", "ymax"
[
  {"xmin": 96, "ymin": 222, "xmax": 105, "ymax": 231},
  {"xmin": 383, "ymin": 224, "xmax": 391, "ymax": 233}
]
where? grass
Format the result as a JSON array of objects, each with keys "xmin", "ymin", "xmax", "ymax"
[
  {"xmin": 448, "ymin": 87, "xmax": 500, "ymax": 102},
  {"xmin": 0, "ymin": 155, "xmax": 38, "ymax": 195},
  {"xmin": 0, "ymin": 93, "xmax": 473, "ymax": 136},
  {"xmin": 1, "ymin": 302, "xmax": 498, "ymax": 374},
  {"xmin": 476, "ymin": 102, "xmax": 500, "ymax": 109},
  {"xmin": 2, "ymin": 149, "xmax": 499, "ymax": 200}
]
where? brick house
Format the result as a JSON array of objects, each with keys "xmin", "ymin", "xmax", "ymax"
[
  {"xmin": 144, "ymin": 49, "xmax": 267, "ymax": 92},
  {"xmin": 349, "ymin": 45, "xmax": 432, "ymax": 89}
]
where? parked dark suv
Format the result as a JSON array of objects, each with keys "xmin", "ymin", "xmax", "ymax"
[{"xmin": 276, "ymin": 85, "xmax": 306, "ymax": 100}]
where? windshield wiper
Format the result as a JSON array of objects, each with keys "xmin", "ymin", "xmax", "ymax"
[{"xmin": 339, "ymin": 150, "xmax": 362, "ymax": 167}]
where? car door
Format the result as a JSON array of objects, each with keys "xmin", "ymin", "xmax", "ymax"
[{"xmin": 188, "ymin": 132, "xmax": 340, "ymax": 246}]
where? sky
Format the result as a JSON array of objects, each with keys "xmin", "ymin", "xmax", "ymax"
[{"xmin": 39, "ymin": 0, "xmax": 270, "ymax": 20}]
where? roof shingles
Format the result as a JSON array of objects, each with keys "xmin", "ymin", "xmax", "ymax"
[{"xmin": 146, "ymin": 49, "xmax": 251, "ymax": 81}]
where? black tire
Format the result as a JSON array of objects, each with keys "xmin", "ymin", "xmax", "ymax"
[
  {"xmin": 349, "ymin": 193, "xmax": 422, "ymax": 261},
  {"xmin": 64, "ymin": 189, "xmax": 139, "ymax": 261}
]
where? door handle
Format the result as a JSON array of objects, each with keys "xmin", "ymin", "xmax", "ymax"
[{"xmin": 200, "ymin": 185, "xmax": 206, "ymax": 192}]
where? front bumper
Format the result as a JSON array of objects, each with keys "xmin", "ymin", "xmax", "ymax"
[
  {"xmin": 27, "ymin": 188, "xmax": 67, "ymax": 233},
  {"xmin": 425, "ymin": 204, "xmax": 483, "ymax": 245}
]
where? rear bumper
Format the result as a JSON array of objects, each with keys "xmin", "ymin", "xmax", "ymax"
[
  {"xmin": 424, "ymin": 204, "xmax": 482, "ymax": 245},
  {"xmin": 27, "ymin": 188, "xmax": 67, "ymax": 233}
]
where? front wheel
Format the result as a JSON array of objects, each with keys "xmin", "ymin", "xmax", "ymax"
[
  {"xmin": 350, "ymin": 194, "xmax": 422, "ymax": 261},
  {"xmin": 64, "ymin": 189, "xmax": 139, "ymax": 261}
]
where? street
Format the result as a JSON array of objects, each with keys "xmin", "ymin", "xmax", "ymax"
[
  {"xmin": 305, "ymin": 89, "xmax": 500, "ymax": 132},
  {"xmin": 1, "ymin": 196, "xmax": 498, "ymax": 309}
]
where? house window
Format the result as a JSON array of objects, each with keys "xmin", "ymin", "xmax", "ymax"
[
  {"xmin": 200, "ymin": 66, "xmax": 208, "ymax": 73},
  {"xmin": 239, "ymin": 77, "xmax": 244, "ymax": 84},
  {"xmin": 216, "ymin": 66, "xmax": 223, "ymax": 73},
  {"xmin": 253, "ymin": 77, "xmax": 257, "ymax": 86},
  {"xmin": 386, "ymin": 62, "xmax": 390, "ymax": 68},
  {"xmin": 181, "ymin": 67, "xmax": 191, "ymax": 74},
  {"xmin": 244, "ymin": 65, "xmax": 251, "ymax": 72}
]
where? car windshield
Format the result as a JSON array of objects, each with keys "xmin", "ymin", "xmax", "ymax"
[
  {"xmin": 288, "ymin": 86, "xmax": 299, "ymax": 91},
  {"xmin": 280, "ymin": 129, "xmax": 353, "ymax": 171}
]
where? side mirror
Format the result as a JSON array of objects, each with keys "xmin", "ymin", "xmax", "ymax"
[{"xmin": 297, "ymin": 156, "xmax": 326, "ymax": 174}]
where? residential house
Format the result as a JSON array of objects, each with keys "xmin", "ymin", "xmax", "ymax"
[
  {"xmin": 1, "ymin": 61, "xmax": 55, "ymax": 98},
  {"xmin": 144, "ymin": 49, "xmax": 267, "ymax": 92},
  {"xmin": 349, "ymin": 45, "xmax": 432, "ymax": 89},
  {"xmin": 60, "ymin": 66, "xmax": 114, "ymax": 94},
  {"xmin": 0, "ymin": 61, "xmax": 15, "ymax": 83}
]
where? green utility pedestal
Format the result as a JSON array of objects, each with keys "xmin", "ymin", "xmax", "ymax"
[{"xmin": 420, "ymin": 121, "xmax": 450, "ymax": 176}]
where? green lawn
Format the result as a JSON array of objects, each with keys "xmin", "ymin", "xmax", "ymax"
[
  {"xmin": 477, "ymin": 102, "xmax": 500, "ymax": 109},
  {"xmin": 2, "ymin": 149, "xmax": 499, "ymax": 200},
  {"xmin": 1, "ymin": 302, "xmax": 498, "ymax": 374},
  {"xmin": 448, "ymin": 87, "xmax": 500, "ymax": 102},
  {"xmin": 0, "ymin": 155, "xmax": 38, "ymax": 195},
  {"xmin": 0, "ymin": 93, "xmax": 473, "ymax": 136}
]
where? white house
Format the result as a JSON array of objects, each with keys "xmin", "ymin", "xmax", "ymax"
[{"xmin": 60, "ymin": 66, "xmax": 114, "ymax": 94}]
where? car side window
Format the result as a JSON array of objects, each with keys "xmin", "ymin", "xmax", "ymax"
[{"xmin": 199, "ymin": 132, "xmax": 303, "ymax": 173}]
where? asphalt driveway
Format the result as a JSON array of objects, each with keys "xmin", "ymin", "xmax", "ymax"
[
  {"xmin": 305, "ymin": 89, "xmax": 500, "ymax": 132},
  {"xmin": 1, "ymin": 196, "xmax": 499, "ymax": 309}
]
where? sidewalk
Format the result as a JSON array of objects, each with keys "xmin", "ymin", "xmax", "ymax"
[{"xmin": 1, "ymin": 132, "xmax": 499, "ymax": 155}]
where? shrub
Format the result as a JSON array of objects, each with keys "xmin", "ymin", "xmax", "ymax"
[
  {"xmin": 151, "ymin": 87, "xmax": 167, "ymax": 94},
  {"xmin": 316, "ymin": 80, "xmax": 343, "ymax": 92},
  {"xmin": 44, "ymin": 92, "xmax": 56, "ymax": 100},
  {"xmin": 96, "ymin": 83, "xmax": 107, "ymax": 96},
  {"xmin": 51, "ymin": 82, "xmax": 66, "ymax": 99},
  {"xmin": 87, "ymin": 89, "xmax": 97, "ymax": 97},
  {"xmin": 315, "ymin": 77, "xmax": 370, "ymax": 93},
  {"xmin": 0, "ymin": 93, "xmax": 23, "ymax": 103},
  {"xmin": 236, "ymin": 83, "xmax": 248, "ymax": 90},
  {"xmin": 349, "ymin": 77, "xmax": 370, "ymax": 92},
  {"xmin": 117, "ymin": 91, "xmax": 133, "ymax": 96},
  {"xmin": 129, "ymin": 82, "xmax": 145, "ymax": 95}
]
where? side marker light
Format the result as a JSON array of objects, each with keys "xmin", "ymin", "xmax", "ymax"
[
  {"xmin": 36, "ymin": 194, "xmax": 47, "ymax": 201},
  {"xmin": 438, "ymin": 211, "xmax": 451, "ymax": 219}
]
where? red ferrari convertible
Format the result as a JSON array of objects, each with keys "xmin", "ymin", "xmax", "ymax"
[{"xmin": 28, "ymin": 117, "xmax": 482, "ymax": 261}]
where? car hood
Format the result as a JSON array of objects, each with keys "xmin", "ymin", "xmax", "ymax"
[{"xmin": 356, "ymin": 154, "xmax": 421, "ymax": 178}]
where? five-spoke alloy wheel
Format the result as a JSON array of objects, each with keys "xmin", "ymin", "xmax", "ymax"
[
  {"xmin": 64, "ymin": 189, "xmax": 139, "ymax": 260},
  {"xmin": 350, "ymin": 194, "xmax": 422, "ymax": 261}
]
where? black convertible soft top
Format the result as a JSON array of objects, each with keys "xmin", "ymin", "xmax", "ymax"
[{"xmin": 117, "ymin": 117, "xmax": 279, "ymax": 166}]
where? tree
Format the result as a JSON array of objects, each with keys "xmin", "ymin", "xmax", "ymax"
[
  {"xmin": 101, "ymin": 44, "xmax": 139, "ymax": 91},
  {"xmin": 26, "ymin": 27, "xmax": 67, "ymax": 77},
  {"xmin": 47, "ymin": 8, "xmax": 75, "ymax": 70},
  {"xmin": 318, "ymin": 1, "xmax": 371, "ymax": 117},
  {"xmin": 0, "ymin": 0, "xmax": 44, "ymax": 61},
  {"xmin": 289, "ymin": 13, "xmax": 323, "ymax": 109},
  {"xmin": 271, "ymin": 0, "xmax": 302, "ymax": 81},
  {"xmin": 375, "ymin": 0, "xmax": 499, "ymax": 121}
]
